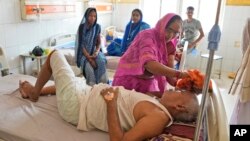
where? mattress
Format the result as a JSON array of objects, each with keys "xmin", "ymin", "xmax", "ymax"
[
  {"xmin": 105, "ymin": 56, "xmax": 120, "ymax": 70},
  {"xmin": 55, "ymin": 48, "xmax": 120, "ymax": 71},
  {"xmin": 0, "ymin": 74, "xmax": 109, "ymax": 141}
]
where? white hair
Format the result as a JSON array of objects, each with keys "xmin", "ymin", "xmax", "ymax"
[{"xmin": 174, "ymin": 94, "xmax": 199, "ymax": 122}]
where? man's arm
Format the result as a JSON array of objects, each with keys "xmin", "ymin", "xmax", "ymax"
[
  {"xmin": 41, "ymin": 85, "xmax": 56, "ymax": 95},
  {"xmin": 123, "ymin": 102, "xmax": 170, "ymax": 141},
  {"xmin": 189, "ymin": 27, "xmax": 204, "ymax": 48},
  {"xmin": 101, "ymin": 87, "xmax": 123, "ymax": 141},
  {"xmin": 101, "ymin": 88, "xmax": 170, "ymax": 141},
  {"xmin": 108, "ymin": 103, "xmax": 169, "ymax": 141},
  {"xmin": 93, "ymin": 34, "xmax": 101, "ymax": 58}
]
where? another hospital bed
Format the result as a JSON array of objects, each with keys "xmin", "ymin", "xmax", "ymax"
[
  {"xmin": 47, "ymin": 33, "xmax": 120, "ymax": 74},
  {"xmin": 47, "ymin": 33, "xmax": 81, "ymax": 76},
  {"xmin": 0, "ymin": 74, "xmax": 228, "ymax": 141}
]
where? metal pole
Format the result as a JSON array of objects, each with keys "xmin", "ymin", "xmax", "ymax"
[
  {"xmin": 194, "ymin": 0, "xmax": 222, "ymax": 140},
  {"xmin": 194, "ymin": 51, "xmax": 215, "ymax": 141}
]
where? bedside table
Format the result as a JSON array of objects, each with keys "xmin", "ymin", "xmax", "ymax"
[{"xmin": 20, "ymin": 53, "xmax": 48, "ymax": 74}]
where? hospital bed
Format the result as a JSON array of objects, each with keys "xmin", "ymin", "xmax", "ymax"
[{"xmin": 0, "ymin": 74, "xmax": 229, "ymax": 141}]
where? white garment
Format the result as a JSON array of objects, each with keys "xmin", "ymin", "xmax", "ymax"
[
  {"xmin": 50, "ymin": 51, "xmax": 91, "ymax": 125},
  {"xmin": 242, "ymin": 18, "xmax": 250, "ymax": 54},
  {"xmin": 50, "ymin": 51, "xmax": 173, "ymax": 131},
  {"xmin": 229, "ymin": 45, "xmax": 250, "ymax": 102},
  {"xmin": 77, "ymin": 84, "xmax": 173, "ymax": 131},
  {"xmin": 229, "ymin": 18, "xmax": 250, "ymax": 124}
]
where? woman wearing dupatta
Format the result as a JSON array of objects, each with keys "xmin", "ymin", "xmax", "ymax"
[
  {"xmin": 75, "ymin": 8, "xmax": 108, "ymax": 86},
  {"xmin": 107, "ymin": 9, "xmax": 150, "ymax": 56},
  {"xmin": 229, "ymin": 18, "xmax": 250, "ymax": 124},
  {"xmin": 112, "ymin": 13, "xmax": 189, "ymax": 97}
]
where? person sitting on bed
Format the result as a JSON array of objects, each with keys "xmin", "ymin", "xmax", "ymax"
[
  {"xmin": 75, "ymin": 7, "xmax": 108, "ymax": 86},
  {"xmin": 112, "ymin": 13, "xmax": 189, "ymax": 97},
  {"xmin": 107, "ymin": 8, "xmax": 150, "ymax": 56},
  {"xmin": 19, "ymin": 50, "xmax": 199, "ymax": 141}
]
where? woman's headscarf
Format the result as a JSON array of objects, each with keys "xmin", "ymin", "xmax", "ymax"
[
  {"xmin": 121, "ymin": 9, "xmax": 150, "ymax": 54},
  {"xmin": 75, "ymin": 8, "xmax": 100, "ymax": 67},
  {"xmin": 114, "ymin": 13, "xmax": 179, "ymax": 92}
]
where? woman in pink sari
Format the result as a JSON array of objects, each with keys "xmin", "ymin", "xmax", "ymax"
[{"xmin": 112, "ymin": 13, "xmax": 189, "ymax": 97}]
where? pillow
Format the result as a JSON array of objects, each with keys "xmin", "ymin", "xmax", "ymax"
[
  {"xmin": 148, "ymin": 122, "xmax": 203, "ymax": 141},
  {"xmin": 55, "ymin": 41, "xmax": 75, "ymax": 49}
]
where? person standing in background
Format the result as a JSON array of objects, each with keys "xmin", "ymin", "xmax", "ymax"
[
  {"xmin": 75, "ymin": 8, "xmax": 108, "ymax": 86},
  {"xmin": 180, "ymin": 6, "xmax": 204, "ymax": 54}
]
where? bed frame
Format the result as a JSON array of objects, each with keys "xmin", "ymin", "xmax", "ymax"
[
  {"xmin": 48, "ymin": 33, "xmax": 81, "ymax": 76},
  {"xmin": 48, "ymin": 33, "xmax": 76, "ymax": 47}
]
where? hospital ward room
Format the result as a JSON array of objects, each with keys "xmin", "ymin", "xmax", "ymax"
[{"xmin": 1, "ymin": 0, "xmax": 250, "ymax": 141}]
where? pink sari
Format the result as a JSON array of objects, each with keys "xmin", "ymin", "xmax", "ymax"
[{"xmin": 112, "ymin": 13, "xmax": 177, "ymax": 94}]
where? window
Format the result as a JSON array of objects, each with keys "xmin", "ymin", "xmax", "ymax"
[
  {"xmin": 140, "ymin": 0, "xmax": 161, "ymax": 27},
  {"xmin": 140, "ymin": 0, "xmax": 225, "ymax": 32}
]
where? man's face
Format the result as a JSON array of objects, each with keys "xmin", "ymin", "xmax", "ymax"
[
  {"xmin": 162, "ymin": 90, "xmax": 193, "ymax": 108},
  {"xmin": 186, "ymin": 10, "xmax": 194, "ymax": 19}
]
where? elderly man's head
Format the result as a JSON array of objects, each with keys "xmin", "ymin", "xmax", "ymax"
[{"xmin": 159, "ymin": 90, "xmax": 199, "ymax": 122}]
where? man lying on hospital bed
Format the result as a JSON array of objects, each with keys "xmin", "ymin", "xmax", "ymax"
[{"xmin": 19, "ymin": 50, "xmax": 199, "ymax": 141}]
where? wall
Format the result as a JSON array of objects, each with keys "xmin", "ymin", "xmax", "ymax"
[
  {"xmin": 112, "ymin": 0, "xmax": 139, "ymax": 3},
  {"xmin": 112, "ymin": 2, "xmax": 139, "ymax": 31},
  {"xmin": 0, "ymin": 0, "xmax": 112, "ymax": 75},
  {"xmin": 199, "ymin": 5, "xmax": 250, "ymax": 73}
]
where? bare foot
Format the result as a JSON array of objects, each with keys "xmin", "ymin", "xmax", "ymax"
[{"xmin": 19, "ymin": 80, "xmax": 38, "ymax": 102}]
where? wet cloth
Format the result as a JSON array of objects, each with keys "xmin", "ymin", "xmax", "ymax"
[{"xmin": 112, "ymin": 13, "xmax": 177, "ymax": 94}]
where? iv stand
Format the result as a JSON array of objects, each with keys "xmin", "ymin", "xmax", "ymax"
[{"xmin": 194, "ymin": 0, "xmax": 222, "ymax": 140}]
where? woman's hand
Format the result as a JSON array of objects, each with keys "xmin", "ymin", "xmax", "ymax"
[
  {"xmin": 100, "ymin": 87, "xmax": 120, "ymax": 103},
  {"xmin": 180, "ymin": 71, "xmax": 190, "ymax": 78},
  {"xmin": 87, "ymin": 56, "xmax": 97, "ymax": 69},
  {"xmin": 89, "ymin": 58, "xmax": 97, "ymax": 69},
  {"xmin": 92, "ymin": 51, "xmax": 98, "ymax": 58}
]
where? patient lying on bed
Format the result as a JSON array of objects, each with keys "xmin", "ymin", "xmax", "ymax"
[{"xmin": 19, "ymin": 50, "xmax": 199, "ymax": 141}]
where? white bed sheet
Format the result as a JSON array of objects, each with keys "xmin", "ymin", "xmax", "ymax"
[
  {"xmin": 0, "ymin": 74, "xmax": 230, "ymax": 141},
  {"xmin": 0, "ymin": 74, "xmax": 109, "ymax": 141}
]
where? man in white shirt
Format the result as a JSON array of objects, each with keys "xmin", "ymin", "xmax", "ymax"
[{"xmin": 19, "ymin": 50, "xmax": 199, "ymax": 141}]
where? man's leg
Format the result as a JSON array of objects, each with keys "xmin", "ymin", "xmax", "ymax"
[{"xmin": 19, "ymin": 50, "xmax": 56, "ymax": 101}]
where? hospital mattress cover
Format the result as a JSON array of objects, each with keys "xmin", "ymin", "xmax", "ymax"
[{"xmin": 0, "ymin": 74, "xmax": 109, "ymax": 141}]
